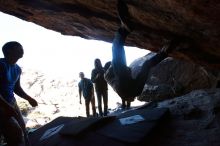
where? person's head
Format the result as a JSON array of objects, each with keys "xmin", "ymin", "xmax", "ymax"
[
  {"xmin": 79, "ymin": 72, "xmax": 85, "ymax": 79},
  {"xmin": 94, "ymin": 58, "xmax": 102, "ymax": 69},
  {"xmin": 2, "ymin": 41, "xmax": 24, "ymax": 64}
]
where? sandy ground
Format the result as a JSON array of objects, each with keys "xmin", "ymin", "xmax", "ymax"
[{"xmin": 17, "ymin": 87, "xmax": 145, "ymax": 128}]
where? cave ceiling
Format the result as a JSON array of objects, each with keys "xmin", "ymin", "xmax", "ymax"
[{"xmin": 0, "ymin": 0, "xmax": 220, "ymax": 69}]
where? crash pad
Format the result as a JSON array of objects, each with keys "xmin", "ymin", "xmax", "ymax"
[{"xmin": 29, "ymin": 107, "xmax": 169, "ymax": 146}]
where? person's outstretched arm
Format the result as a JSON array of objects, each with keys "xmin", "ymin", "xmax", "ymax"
[
  {"xmin": 91, "ymin": 69, "xmax": 97, "ymax": 83},
  {"xmin": 14, "ymin": 77, "xmax": 38, "ymax": 107},
  {"xmin": 78, "ymin": 83, "xmax": 82, "ymax": 104}
]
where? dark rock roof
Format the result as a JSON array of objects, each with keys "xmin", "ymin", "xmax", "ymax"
[{"xmin": 0, "ymin": 0, "xmax": 220, "ymax": 68}]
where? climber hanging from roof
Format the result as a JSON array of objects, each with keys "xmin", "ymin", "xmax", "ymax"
[{"xmin": 104, "ymin": 0, "xmax": 180, "ymax": 103}]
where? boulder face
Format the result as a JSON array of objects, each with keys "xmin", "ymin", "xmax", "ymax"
[
  {"xmin": 153, "ymin": 89, "xmax": 220, "ymax": 146},
  {"xmin": 0, "ymin": 0, "xmax": 220, "ymax": 68},
  {"xmin": 129, "ymin": 53, "xmax": 218, "ymax": 101}
]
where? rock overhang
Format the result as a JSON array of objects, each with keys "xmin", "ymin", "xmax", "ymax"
[{"xmin": 0, "ymin": 0, "xmax": 219, "ymax": 69}]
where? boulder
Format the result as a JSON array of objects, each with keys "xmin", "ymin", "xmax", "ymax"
[
  {"xmin": 148, "ymin": 89, "xmax": 220, "ymax": 146},
  {"xmin": 129, "ymin": 53, "xmax": 218, "ymax": 101}
]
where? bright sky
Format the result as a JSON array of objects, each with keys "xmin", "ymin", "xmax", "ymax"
[{"xmin": 0, "ymin": 12, "xmax": 149, "ymax": 79}]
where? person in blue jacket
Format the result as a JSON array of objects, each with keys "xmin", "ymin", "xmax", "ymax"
[
  {"xmin": 78, "ymin": 72, "xmax": 96, "ymax": 117},
  {"xmin": 0, "ymin": 41, "xmax": 38, "ymax": 146}
]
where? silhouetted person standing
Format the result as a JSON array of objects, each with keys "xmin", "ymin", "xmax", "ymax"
[
  {"xmin": 78, "ymin": 72, "xmax": 96, "ymax": 117},
  {"xmin": 91, "ymin": 58, "xmax": 108, "ymax": 116},
  {"xmin": 0, "ymin": 41, "xmax": 38, "ymax": 146}
]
